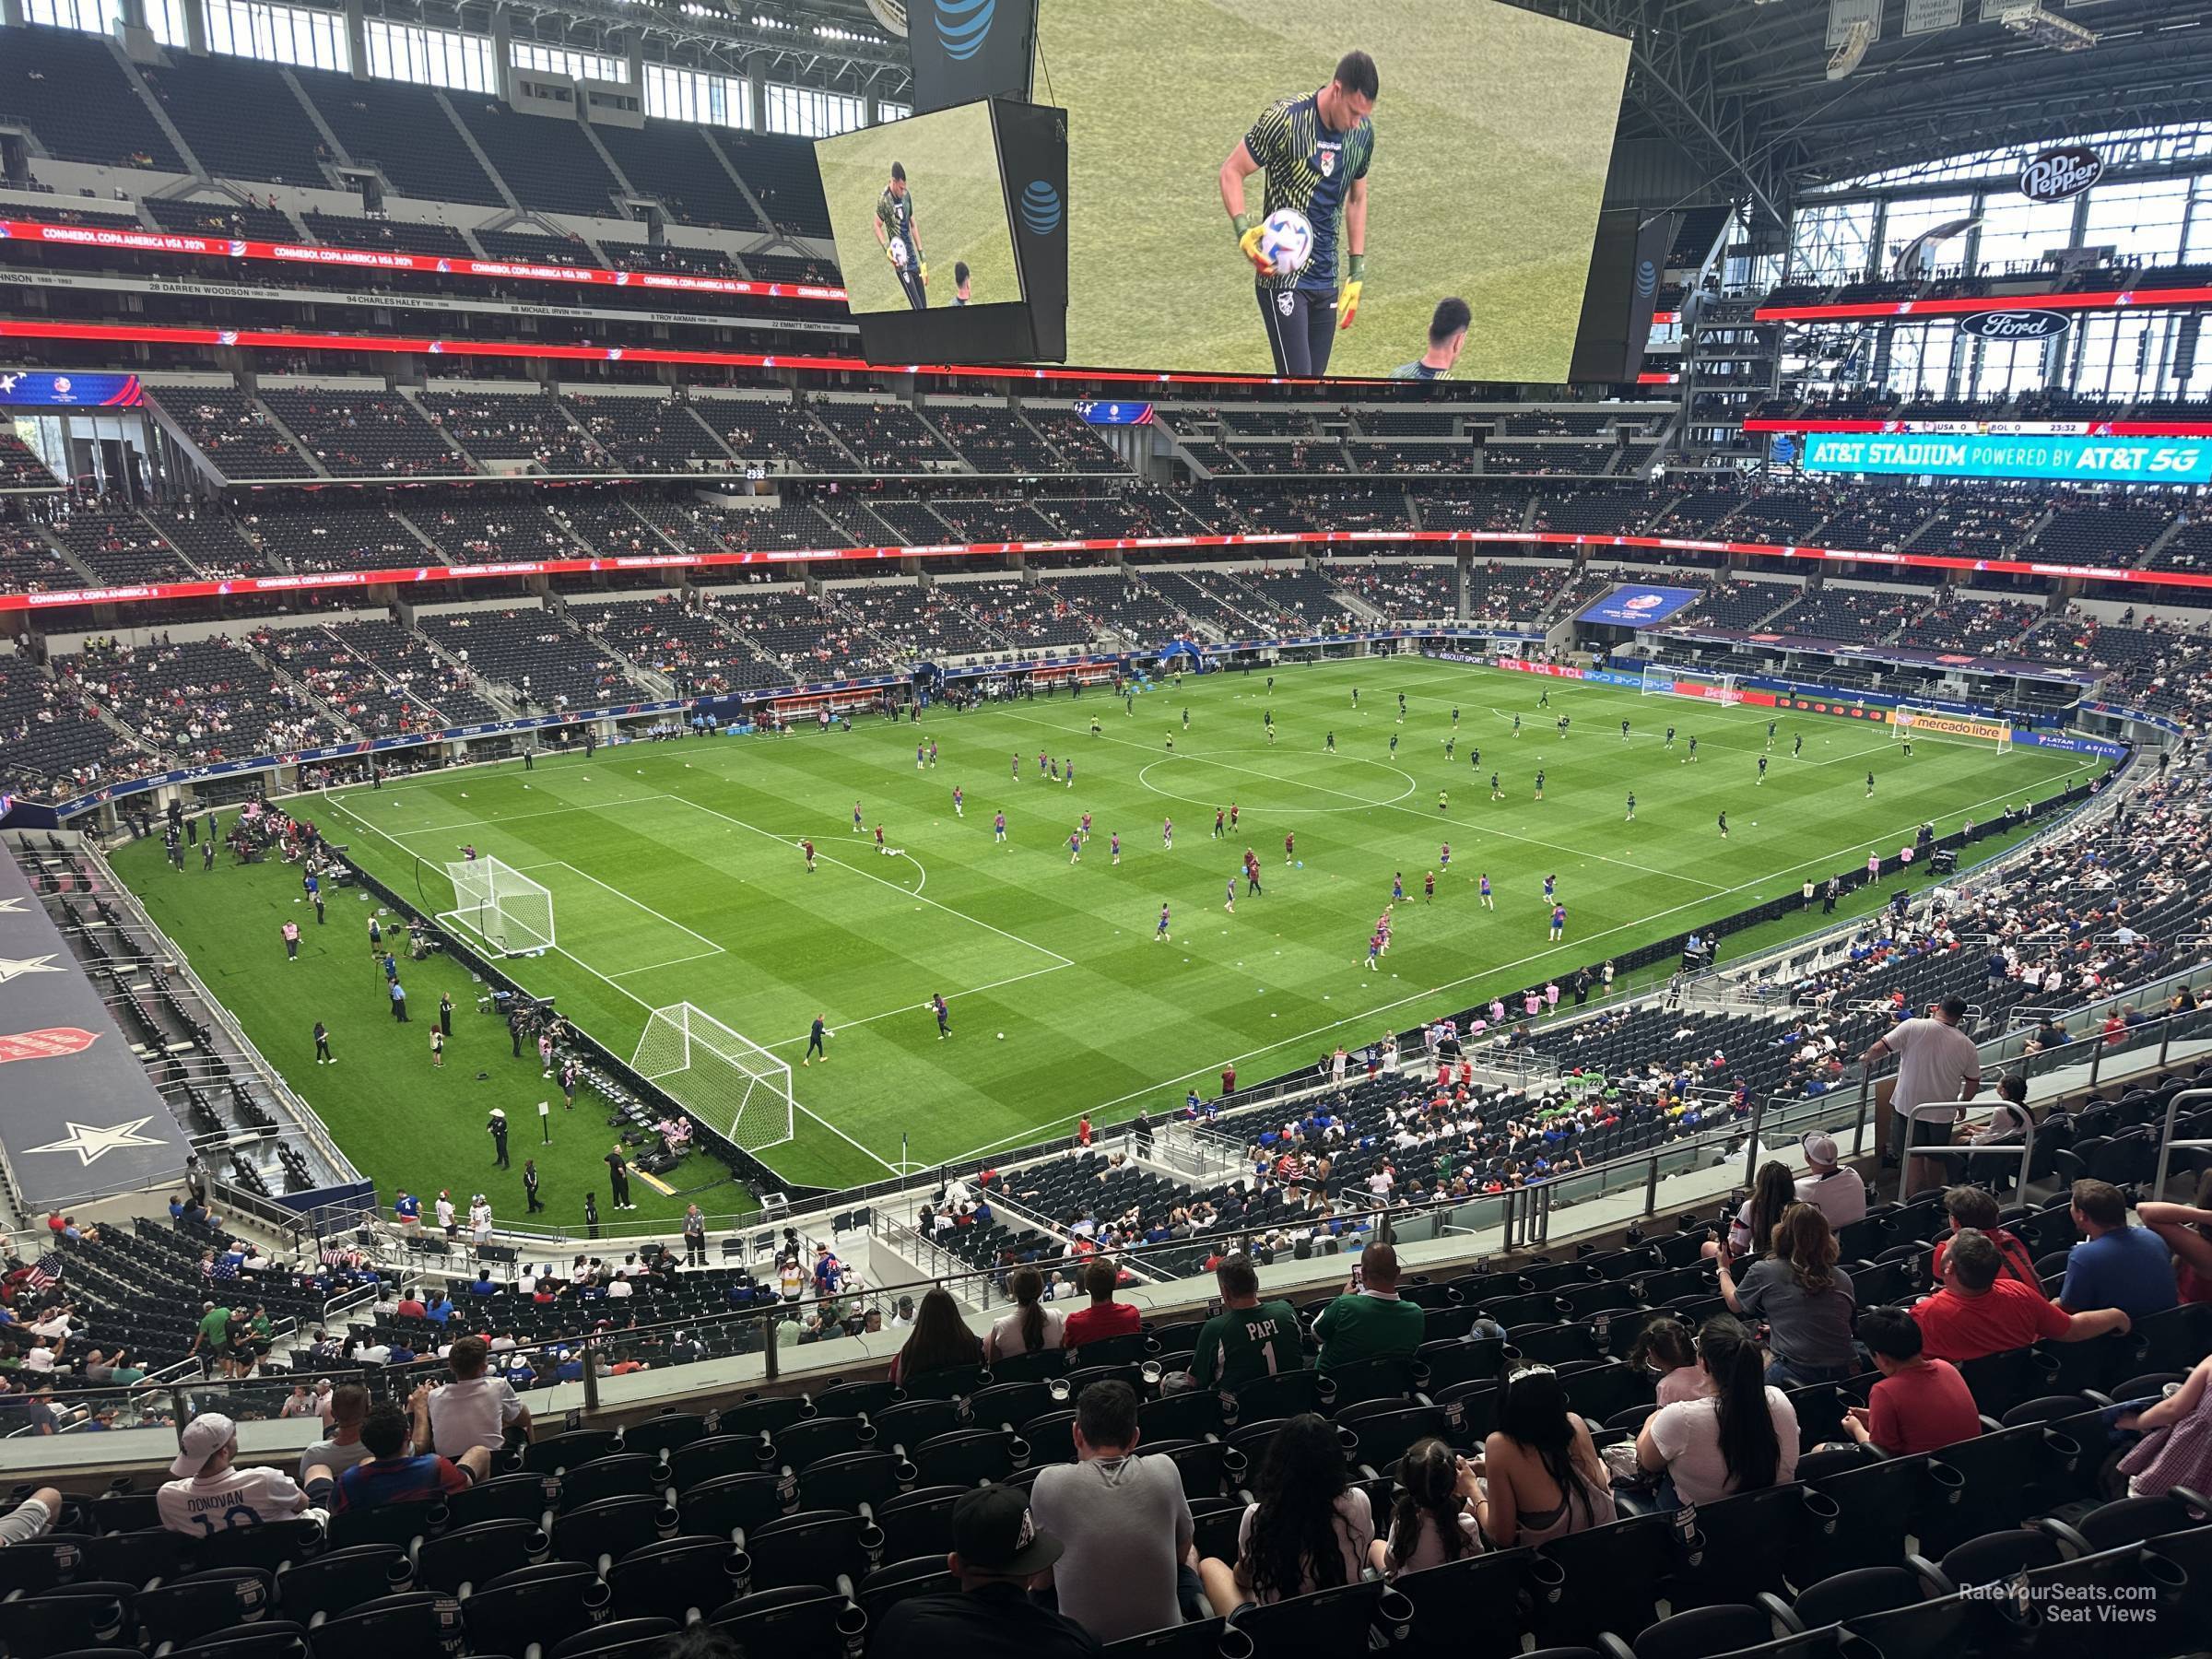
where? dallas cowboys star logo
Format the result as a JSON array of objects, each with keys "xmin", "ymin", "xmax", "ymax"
[
  {"xmin": 0, "ymin": 955, "xmax": 61, "ymax": 982},
  {"xmin": 25, "ymin": 1117, "xmax": 169, "ymax": 1166}
]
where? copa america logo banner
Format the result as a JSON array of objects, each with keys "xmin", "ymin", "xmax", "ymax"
[
  {"xmin": 909, "ymin": 0, "xmax": 1037, "ymax": 112},
  {"xmin": 2019, "ymin": 145, "xmax": 2104, "ymax": 203},
  {"xmin": 1958, "ymin": 309, "xmax": 2072, "ymax": 343},
  {"xmin": 1573, "ymin": 584, "xmax": 1703, "ymax": 628}
]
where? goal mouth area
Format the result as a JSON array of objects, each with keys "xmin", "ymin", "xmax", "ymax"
[
  {"xmin": 433, "ymin": 908, "xmax": 547, "ymax": 959},
  {"xmin": 629, "ymin": 1001, "xmax": 795, "ymax": 1155}
]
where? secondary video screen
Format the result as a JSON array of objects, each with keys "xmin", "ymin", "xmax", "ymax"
[
  {"xmin": 816, "ymin": 102, "xmax": 1024, "ymax": 316},
  {"xmin": 1036, "ymin": 0, "xmax": 1630, "ymax": 380}
]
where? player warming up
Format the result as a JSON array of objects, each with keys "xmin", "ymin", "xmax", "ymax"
[
  {"xmin": 1155, "ymin": 903, "xmax": 1172, "ymax": 944},
  {"xmin": 952, "ymin": 784, "xmax": 964, "ymax": 818},
  {"xmin": 801, "ymin": 838, "xmax": 817, "ymax": 873},
  {"xmin": 873, "ymin": 161, "xmax": 927, "ymax": 311},
  {"xmin": 1218, "ymin": 51, "xmax": 1378, "ymax": 377}
]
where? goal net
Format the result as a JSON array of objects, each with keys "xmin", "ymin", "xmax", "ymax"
[
  {"xmin": 630, "ymin": 1002, "xmax": 795, "ymax": 1154},
  {"xmin": 1893, "ymin": 706, "xmax": 2012, "ymax": 752},
  {"xmin": 1641, "ymin": 664, "xmax": 1742, "ymax": 706},
  {"xmin": 441, "ymin": 855, "xmax": 555, "ymax": 956}
]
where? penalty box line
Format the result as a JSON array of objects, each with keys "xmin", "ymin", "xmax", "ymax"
[
  {"xmin": 326, "ymin": 791, "xmax": 900, "ymax": 1176},
  {"xmin": 931, "ymin": 757, "xmax": 2110, "ymax": 1171},
  {"xmin": 512, "ymin": 860, "xmax": 728, "ymax": 959},
  {"xmin": 654, "ymin": 791, "xmax": 1077, "ymax": 970}
]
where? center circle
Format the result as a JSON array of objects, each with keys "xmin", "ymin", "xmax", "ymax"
[{"xmin": 1135, "ymin": 753, "xmax": 1418, "ymax": 816}]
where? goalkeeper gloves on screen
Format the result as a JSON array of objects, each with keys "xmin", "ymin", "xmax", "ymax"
[
  {"xmin": 1232, "ymin": 214, "xmax": 1274, "ymax": 275},
  {"xmin": 1338, "ymin": 254, "xmax": 1366, "ymax": 330},
  {"xmin": 919, "ymin": 261, "xmax": 929, "ymax": 286}
]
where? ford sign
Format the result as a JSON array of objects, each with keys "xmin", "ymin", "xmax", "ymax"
[
  {"xmin": 2019, "ymin": 145, "xmax": 2103, "ymax": 203},
  {"xmin": 1959, "ymin": 309, "xmax": 2072, "ymax": 342}
]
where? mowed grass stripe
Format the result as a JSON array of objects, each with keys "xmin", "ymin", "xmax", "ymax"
[{"xmin": 135, "ymin": 659, "xmax": 2093, "ymax": 1192}]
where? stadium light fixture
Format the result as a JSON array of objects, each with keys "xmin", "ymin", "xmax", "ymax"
[
  {"xmin": 1827, "ymin": 18, "xmax": 1874, "ymax": 79},
  {"xmin": 1991, "ymin": 1, "xmax": 2099, "ymax": 50}
]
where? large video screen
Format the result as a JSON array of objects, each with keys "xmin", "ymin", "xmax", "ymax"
[
  {"xmin": 1036, "ymin": 0, "xmax": 1629, "ymax": 381},
  {"xmin": 1801, "ymin": 431, "xmax": 2212, "ymax": 484},
  {"xmin": 816, "ymin": 102, "xmax": 1024, "ymax": 315}
]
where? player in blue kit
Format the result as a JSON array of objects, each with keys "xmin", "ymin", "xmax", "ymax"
[
  {"xmin": 1219, "ymin": 51, "xmax": 1379, "ymax": 377},
  {"xmin": 1551, "ymin": 903, "xmax": 1567, "ymax": 942},
  {"xmin": 1439, "ymin": 841, "xmax": 1450, "ymax": 869},
  {"xmin": 1225, "ymin": 877, "xmax": 1237, "ymax": 914},
  {"xmin": 1111, "ymin": 831, "xmax": 1122, "ymax": 865},
  {"xmin": 1479, "ymin": 873, "xmax": 1493, "ymax": 910},
  {"xmin": 916, "ymin": 742, "xmax": 925, "ymax": 771},
  {"xmin": 1068, "ymin": 830, "xmax": 1083, "ymax": 865},
  {"xmin": 994, "ymin": 810, "xmax": 1006, "ymax": 844},
  {"xmin": 852, "ymin": 801, "xmax": 864, "ymax": 834},
  {"xmin": 932, "ymin": 994, "xmax": 950, "ymax": 1040},
  {"xmin": 1392, "ymin": 872, "xmax": 1406, "ymax": 903},
  {"xmin": 1156, "ymin": 903, "xmax": 1171, "ymax": 943},
  {"xmin": 1543, "ymin": 873, "xmax": 1557, "ymax": 904},
  {"xmin": 952, "ymin": 784, "xmax": 964, "ymax": 818}
]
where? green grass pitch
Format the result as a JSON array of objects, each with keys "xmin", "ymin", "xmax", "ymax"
[
  {"xmin": 817, "ymin": 102, "xmax": 1024, "ymax": 315},
  {"xmin": 112, "ymin": 659, "xmax": 2098, "ymax": 1202},
  {"xmin": 1039, "ymin": 0, "xmax": 1630, "ymax": 380}
]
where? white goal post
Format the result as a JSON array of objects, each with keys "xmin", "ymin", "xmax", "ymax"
[
  {"xmin": 631, "ymin": 1003, "xmax": 795, "ymax": 1155},
  {"xmin": 441, "ymin": 855, "xmax": 555, "ymax": 956},
  {"xmin": 1893, "ymin": 705, "xmax": 2013, "ymax": 752},
  {"xmin": 1640, "ymin": 663, "xmax": 1743, "ymax": 706}
]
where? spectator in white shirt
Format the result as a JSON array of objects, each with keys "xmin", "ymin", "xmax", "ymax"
[
  {"xmin": 1793, "ymin": 1133, "xmax": 1866, "ymax": 1230},
  {"xmin": 159, "ymin": 1413, "xmax": 331, "ymax": 1534},
  {"xmin": 984, "ymin": 1267, "xmax": 1065, "ymax": 1362},
  {"xmin": 426, "ymin": 1335, "xmax": 530, "ymax": 1458},
  {"xmin": 1633, "ymin": 1316, "xmax": 1799, "ymax": 1508}
]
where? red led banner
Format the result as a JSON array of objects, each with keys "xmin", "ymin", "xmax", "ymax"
[
  {"xmin": 5, "ymin": 526, "xmax": 2206, "ymax": 615},
  {"xmin": 1756, "ymin": 286, "xmax": 2212, "ymax": 323},
  {"xmin": 0, "ymin": 218, "xmax": 849, "ymax": 304}
]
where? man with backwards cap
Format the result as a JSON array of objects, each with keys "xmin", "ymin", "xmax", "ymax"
[
  {"xmin": 870, "ymin": 1485, "xmax": 1100, "ymax": 1656},
  {"xmin": 158, "ymin": 1412, "xmax": 333, "ymax": 1535},
  {"xmin": 1794, "ymin": 1130, "xmax": 1867, "ymax": 1230}
]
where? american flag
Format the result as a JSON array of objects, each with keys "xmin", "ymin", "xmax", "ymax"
[{"xmin": 24, "ymin": 1253, "xmax": 63, "ymax": 1292}]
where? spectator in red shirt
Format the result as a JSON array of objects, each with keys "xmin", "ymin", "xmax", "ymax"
[
  {"xmin": 1928, "ymin": 1186, "xmax": 2041, "ymax": 1290},
  {"xmin": 1075, "ymin": 1116, "xmax": 1093, "ymax": 1148},
  {"xmin": 1843, "ymin": 1305, "xmax": 1982, "ymax": 1456},
  {"xmin": 1912, "ymin": 1230, "xmax": 2131, "ymax": 1365},
  {"xmin": 1062, "ymin": 1261, "xmax": 1141, "ymax": 1349}
]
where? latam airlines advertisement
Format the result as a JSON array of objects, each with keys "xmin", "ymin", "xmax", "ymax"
[{"xmin": 1802, "ymin": 430, "xmax": 2212, "ymax": 484}]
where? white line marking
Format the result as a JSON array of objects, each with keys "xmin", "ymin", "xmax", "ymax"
[
  {"xmin": 933, "ymin": 758, "xmax": 2102, "ymax": 1169},
  {"xmin": 750, "ymin": 961, "xmax": 1077, "ymax": 1050},
  {"xmin": 606, "ymin": 948, "xmax": 733, "ymax": 978},
  {"xmin": 373, "ymin": 794, "xmax": 674, "ymax": 837},
  {"xmin": 324, "ymin": 792, "xmax": 900, "ymax": 1178},
  {"xmin": 1000, "ymin": 708, "xmax": 1723, "ymax": 892},
  {"xmin": 657, "ymin": 793, "xmax": 1074, "ymax": 968},
  {"xmin": 516, "ymin": 861, "xmax": 726, "ymax": 957}
]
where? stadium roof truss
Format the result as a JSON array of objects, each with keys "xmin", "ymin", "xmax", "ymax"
[{"xmin": 1515, "ymin": 0, "xmax": 2212, "ymax": 222}]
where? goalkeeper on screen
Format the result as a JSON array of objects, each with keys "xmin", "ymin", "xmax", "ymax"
[
  {"xmin": 872, "ymin": 160, "xmax": 928, "ymax": 312},
  {"xmin": 1218, "ymin": 48, "xmax": 1377, "ymax": 378}
]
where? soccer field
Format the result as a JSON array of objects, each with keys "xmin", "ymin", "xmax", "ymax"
[{"xmin": 115, "ymin": 659, "xmax": 2098, "ymax": 1198}]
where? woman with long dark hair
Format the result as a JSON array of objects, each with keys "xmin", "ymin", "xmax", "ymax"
[
  {"xmin": 1370, "ymin": 1438, "xmax": 1482, "ymax": 1575},
  {"xmin": 1475, "ymin": 1363, "xmax": 1613, "ymax": 1547},
  {"xmin": 887, "ymin": 1287, "xmax": 982, "ymax": 1386},
  {"xmin": 1197, "ymin": 1413, "xmax": 1372, "ymax": 1608},
  {"xmin": 1721, "ymin": 1203, "xmax": 1859, "ymax": 1387},
  {"xmin": 1634, "ymin": 1314, "xmax": 1798, "ymax": 1507},
  {"xmin": 983, "ymin": 1266, "xmax": 1064, "ymax": 1362},
  {"xmin": 1708, "ymin": 1161, "xmax": 1797, "ymax": 1262}
]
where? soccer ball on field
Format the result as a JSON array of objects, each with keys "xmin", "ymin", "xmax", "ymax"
[
  {"xmin": 888, "ymin": 238, "xmax": 910, "ymax": 272},
  {"xmin": 1258, "ymin": 208, "xmax": 1314, "ymax": 277},
  {"xmin": 996, "ymin": 1031, "xmax": 1006, "ymax": 1040}
]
